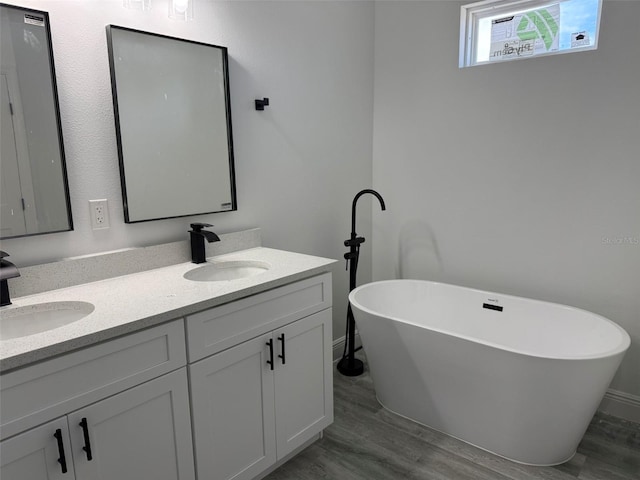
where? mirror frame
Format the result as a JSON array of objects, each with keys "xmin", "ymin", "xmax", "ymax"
[
  {"xmin": 0, "ymin": 3, "xmax": 73, "ymax": 239},
  {"xmin": 106, "ymin": 25, "xmax": 237, "ymax": 224}
]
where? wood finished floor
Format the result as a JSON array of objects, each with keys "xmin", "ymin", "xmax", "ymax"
[{"xmin": 265, "ymin": 359, "xmax": 640, "ymax": 480}]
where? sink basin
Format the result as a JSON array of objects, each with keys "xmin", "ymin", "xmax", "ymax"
[
  {"xmin": 184, "ymin": 260, "xmax": 270, "ymax": 282},
  {"xmin": 0, "ymin": 301, "xmax": 95, "ymax": 340}
]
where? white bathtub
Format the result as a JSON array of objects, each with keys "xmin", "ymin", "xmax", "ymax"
[{"xmin": 349, "ymin": 280, "xmax": 630, "ymax": 466}]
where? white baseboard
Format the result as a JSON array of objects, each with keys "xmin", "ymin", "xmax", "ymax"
[
  {"xmin": 598, "ymin": 389, "xmax": 640, "ymax": 423},
  {"xmin": 332, "ymin": 334, "xmax": 362, "ymax": 363}
]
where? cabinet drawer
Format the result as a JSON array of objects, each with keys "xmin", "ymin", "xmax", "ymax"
[
  {"xmin": 186, "ymin": 273, "xmax": 331, "ymax": 362},
  {"xmin": 0, "ymin": 319, "xmax": 186, "ymax": 440}
]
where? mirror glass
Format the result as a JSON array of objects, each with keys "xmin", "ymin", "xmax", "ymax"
[
  {"xmin": 106, "ymin": 25, "xmax": 237, "ymax": 223},
  {"xmin": 0, "ymin": 4, "xmax": 73, "ymax": 239}
]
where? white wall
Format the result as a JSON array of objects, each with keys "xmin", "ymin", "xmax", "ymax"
[
  {"xmin": 0, "ymin": 0, "xmax": 375, "ymax": 340},
  {"xmin": 2, "ymin": 0, "xmax": 637, "ymax": 409},
  {"xmin": 372, "ymin": 0, "xmax": 640, "ymax": 401}
]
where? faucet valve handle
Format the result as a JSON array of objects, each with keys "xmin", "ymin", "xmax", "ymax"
[
  {"xmin": 190, "ymin": 222, "xmax": 213, "ymax": 232},
  {"xmin": 344, "ymin": 236, "xmax": 365, "ymax": 248},
  {"xmin": 344, "ymin": 251, "xmax": 359, "ymax": 271}
]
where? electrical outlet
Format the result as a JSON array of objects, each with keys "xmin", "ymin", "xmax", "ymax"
[{"xmin": 89, "ymin": 199, "xmax": 110, "ymax": 230}]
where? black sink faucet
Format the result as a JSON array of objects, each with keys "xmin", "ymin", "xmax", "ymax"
[
  {"xmin": 1, "ymin": 251, "xmax": 21, "ymax": 307},
  {"xmin": 189, "ymin": 223, "xmax": 220, "ymax": 264}
]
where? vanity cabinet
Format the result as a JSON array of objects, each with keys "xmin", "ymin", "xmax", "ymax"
[
  {"xmin": 272, "ymin": 310, "xmax": 333, "ymax": 458},
  {"xmin": 188, "ymin": 273, "xmax": 333, "ymax": 480},
  {"xmin": 0, "ymin": 320, "xmax": 195, "ymax": 480},
  {"xmin": 190, "ymin": 332, "xmax": 276, "ymax": 480},
  {"xmin": 1, "ymin": 271, "xmax": 334, "ymax": 480},
  {"xmin": 1, "ymin": 369, "xmax": 194, "ymax": 480},
  {"xmin": 68, "ymin": 368, "xmax": 194, "ymax": 480},
  {"xmin": 0, "ymin": 417, "xmax": 75, "ymax": 480}
]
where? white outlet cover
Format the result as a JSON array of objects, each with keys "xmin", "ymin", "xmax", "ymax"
[{"xmin": 89, "ymin": 199, "xmax": 110, "ymax": 230}]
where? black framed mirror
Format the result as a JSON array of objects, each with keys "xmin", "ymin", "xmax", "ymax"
[
  {"xmin": 106, "ymin": 25, "xmax": 237, "ymax": 223},
  {"xmin": 0, "ymin": 3, "xmax": 73, "ymax": 239}
]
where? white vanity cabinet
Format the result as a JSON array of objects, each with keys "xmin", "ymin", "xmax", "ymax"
[
  {"xmin": 0, "ymin": 320, "xmax": 195, "ymax": 480},
  {"xmin": 187, "ymin": 273, "xmax": 334, "ymax": 480},
  {"xmin": 68, "ymin": 368, "xmax": 194, "ymax": 480},
  {"xmin": 1, "ymin": 268, "xmax": 335, "ymax": 480},
  {"xmin": 190, "ymin": 332, "xmax": 277, "ymax": 480},
  {"xmin": 1, "ymin": 369, "xmax": 193, "ymax": 480},
  {"xmin": 0, "ymin": 417, "xmax": 75, "ymax": 480}
]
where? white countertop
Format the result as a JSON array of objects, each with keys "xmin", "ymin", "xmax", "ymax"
[{"xmin": 0, "ymin": 247, "xmax": 336, "ymax": 372}]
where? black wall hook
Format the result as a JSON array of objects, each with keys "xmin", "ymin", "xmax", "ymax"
[{"xmin": 255, "ymin": 98, "xmax": 269, "ymax": 110}]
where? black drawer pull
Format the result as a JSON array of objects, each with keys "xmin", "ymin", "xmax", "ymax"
[
  {"xmin": 266, "ymin": 339, "xmax": 274, "ymax": 370},
  {"xmin": 53, "ymin": 429, "xmax": 68, "ymax": 474},
  {"xmin": 79, "ymin": 417, "xmax": 93, "ymax": 461},
  {"xmin": 278, "ymin": 334, "xmax": 286, "ymax": 365}
]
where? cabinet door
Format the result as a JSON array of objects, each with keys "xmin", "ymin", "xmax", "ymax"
[
  {"xmin": 68, "ymin": 368, "xmax": 194, "ymax": 480},
  {"xmin": 274, "ymin": 309, "xmax": 333, "ymax": 459},
  {"xmin": 190, "ymin": 333, "xmax": 276, "ymax": 480},
  {"xmin": 0, "ymin": 417, "xmax": 75, "ymax": 480}
]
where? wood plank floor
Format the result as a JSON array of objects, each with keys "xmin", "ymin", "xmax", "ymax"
[{"xmin": 265, "ymin": 358, "xmax": 640, "ymax": 480}]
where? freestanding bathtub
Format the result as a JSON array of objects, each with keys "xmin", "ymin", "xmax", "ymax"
[{"xmin": 349, "ymin": 280, "xmax": 630, "ymax": 466}]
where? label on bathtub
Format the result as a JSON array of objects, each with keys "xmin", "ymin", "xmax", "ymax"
[
  {"xmin": 220, "ymin": 202, "xmax": 233, "ymax": 210},
  {"xmin": 483, "ymin": 302, "xmax": 503, "ymax": 312}
]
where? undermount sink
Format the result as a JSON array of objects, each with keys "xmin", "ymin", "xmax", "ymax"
[
  {"xmin": 184, "ymin": 260, "xmax": 270, "ymax": 282},
  {"xmin": 0, "ymin": 301, "xmax": 95, "ymax": 340}
]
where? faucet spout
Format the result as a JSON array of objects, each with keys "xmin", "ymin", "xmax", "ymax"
[
  {"xmin": 189, "ymin": 223, "xmax": 221, "ymax": 264},
  {"xmin": 200, "ymin": 230, "xmax": 221, "ymax": 243},
  {"xmin": 351, "ymin": 189, "xmax": 386, "ymax": 236}
]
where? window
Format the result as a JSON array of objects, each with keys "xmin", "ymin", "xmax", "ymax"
[{"xmin": 459, "ymin": 0, "xmax": 603, "ymax": 67}]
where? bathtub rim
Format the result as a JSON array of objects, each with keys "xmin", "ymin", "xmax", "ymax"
[{"xmin": 349, "ymin": 279, "xmax": 631, "ymax": 361}]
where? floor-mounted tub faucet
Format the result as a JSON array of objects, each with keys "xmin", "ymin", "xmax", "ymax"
[
  {"xmin": 338, "ymin": 189, "xmax": 386, "ymax": 377},
  {"xmin": 189, "ymin": 223, "xmax": 220, "ymax": 264},
  {"xmin": 0, "ymin": 251, "xmax": 21, "ymax": 307}
]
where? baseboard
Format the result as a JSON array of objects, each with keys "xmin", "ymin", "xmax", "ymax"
[
  {"xmin": 332, "ymin": 333, "xmax": 362, "ymax": 363},
  {"xmin": 598, "ymin": 389, "xmax": 640, "ymax": 423}
]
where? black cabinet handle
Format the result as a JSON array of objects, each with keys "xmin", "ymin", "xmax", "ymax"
[
  {"xmin": 79, "ymin": 417, "xmax": 93, "ymax": 461},
  {"xmin": 266, "ymin": 339, "xmax": 274, "ymax": 370},
  {"xmin": 53, "ymin": 429, "xmax": 68, "ymax": 474},
  {"xmin": 278, "ymin": 333, "xmax": 286, "ymax": 365}
]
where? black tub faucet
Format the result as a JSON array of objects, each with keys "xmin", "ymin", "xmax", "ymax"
[
  {"xmin": 1, "ymin": 251, "xmax": 21, "ymax": 307},
  {"xmin": 338, "ymin": 189, "xmax": 386, "ymax": 377},
  {"xmin": 189, "ymin": 223, "xmax": 220, "ymax": 264}
]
